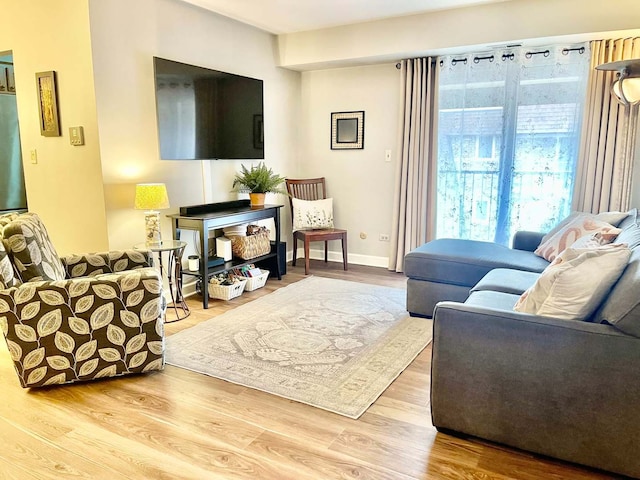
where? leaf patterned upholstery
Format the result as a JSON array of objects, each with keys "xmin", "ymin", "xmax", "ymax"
[
  {"xmin": 0, "ymin": 212, "xmax": 166, "ymax": 388},
  {"xmin": 62, "ymin": 250, "xmax": 152, "ymax": 278},
  {"xmin": 0, "ymin": 268, "xmax": 165, "ymax": 387},
  {"xmin": 0, "ymin": 213, "xmax": 21, "ymax": 289},
  {"xmin": 2, "ymin": 213, "xmax": 66, "ymax": 282},
  {"xmin": 0, "ymin": 244, "xmax": 20, "ymax": 290}
]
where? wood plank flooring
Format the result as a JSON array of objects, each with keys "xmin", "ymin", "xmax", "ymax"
[{"xmin": 0, "ymin": 261, "xmax": 619, "ymax": 479}]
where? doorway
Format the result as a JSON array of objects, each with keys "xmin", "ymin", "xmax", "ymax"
[{"xmin": 0, "ymin": 51, "xmax": 28, "ymax": 213}]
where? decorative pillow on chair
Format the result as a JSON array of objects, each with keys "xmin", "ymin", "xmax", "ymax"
[
  {"xmin": 514, "ymin": 243, "xmax": 631, "ymax": 321},
  {"xmin": 534, "ymin": 216, "xmax": 621, "ymax": 262},
  {"xmin": 3, "ymin": 213, "xmax": 66, "ymax": 282},
  {"xmin": 292, "ymin": 198, "xmax": 334, "ymax": 232}
]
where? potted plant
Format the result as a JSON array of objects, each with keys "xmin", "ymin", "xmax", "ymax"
[{"xmin": 232, "ymin": 162, "xmax": 286, "ymax": 207}]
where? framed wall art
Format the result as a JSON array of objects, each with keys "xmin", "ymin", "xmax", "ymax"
[
  {"xmin": 331, "ymin": 111, "xmax": 364, "ymax": 150},
  {"xmin": 35, "ymin": 71, "xmax": 61, "ymax": 137}
]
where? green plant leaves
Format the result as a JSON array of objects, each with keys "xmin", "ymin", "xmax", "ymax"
[{"xmin": 231, "ymin": 162, "xmax": 286, "ymax": 194}]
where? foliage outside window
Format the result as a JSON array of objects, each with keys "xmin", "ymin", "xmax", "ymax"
[{"xmin": 436, "ymin": 44, "xmax": 590, "ymax": 245}]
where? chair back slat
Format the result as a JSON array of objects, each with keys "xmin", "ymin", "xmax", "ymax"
[{"xmin": 285, "ymin": 178, "xmax": 327, "ymax": 223}]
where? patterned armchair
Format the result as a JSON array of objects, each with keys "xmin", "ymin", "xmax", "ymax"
[{"xmin": 0, "ymin": 212, "xmax": 165, "ymax": 387}]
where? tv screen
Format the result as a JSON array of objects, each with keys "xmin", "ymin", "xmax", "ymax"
[{"xmin": 153, "ymin": 57, "xmax": 264, "ymax": 160}]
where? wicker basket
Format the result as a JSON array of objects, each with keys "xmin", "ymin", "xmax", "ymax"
[
  {"xmin": 230, "ymin": 231, "xmax": 271, "ymax": 260},
  {"xmin": 244, "ymin": 269, "xmax": 270, "ymax": 291},
  {"xmin": 207, "ymin": 278, "xmax": 247, "ymax": 300}
]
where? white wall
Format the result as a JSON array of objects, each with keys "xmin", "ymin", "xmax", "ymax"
[
  {"xmin": 0, "ymin": 0, "xmax": 109, "ymax": 255},
  {"xmin": 88, "ymin": 0, "xmax": 300, "ymax": 252},
  {"xmin": 300, "ymin": 64, "xmax": 399, "ymax": 266},
  {"xmin": 278, "ymin": 0, "xmax": 640, "ymax": 70}
]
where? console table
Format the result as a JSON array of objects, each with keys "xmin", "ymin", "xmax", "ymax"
[{"xmin": 168, "ymin": 200, "xmax": 283, "ymax": 309}]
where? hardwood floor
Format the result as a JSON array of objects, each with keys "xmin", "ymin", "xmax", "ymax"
[{"xmin": 0, "ymin": 261, "xmax": 618, "ymax": 479}]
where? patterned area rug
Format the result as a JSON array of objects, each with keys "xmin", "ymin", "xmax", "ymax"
[{"xmin": 165, "ymin": 276, "xmax": 432, "ymax": 418}]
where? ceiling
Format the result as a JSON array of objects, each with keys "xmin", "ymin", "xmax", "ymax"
[{"xmin": 180, "ymin": 0, "xmax": 512, "ymax": 34}]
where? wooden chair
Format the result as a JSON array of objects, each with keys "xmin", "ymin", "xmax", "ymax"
[{"xmin": 285, "ymin": 178, "xmax": 348, "ymax": 275}]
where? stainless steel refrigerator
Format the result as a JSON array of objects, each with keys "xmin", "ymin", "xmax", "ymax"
[{"xmin": 0, "ymin": 59, "xmax": 28, "ymax": 213}]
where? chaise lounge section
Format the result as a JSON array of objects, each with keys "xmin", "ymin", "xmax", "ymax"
[{"xmin": 404, "ymin": 232, "xmax": 550, "ymax": 318}]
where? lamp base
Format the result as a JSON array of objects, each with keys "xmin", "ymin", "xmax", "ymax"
[{"xmin": 144, "ymin": 211, "xmax": 162, "ymax": 245}]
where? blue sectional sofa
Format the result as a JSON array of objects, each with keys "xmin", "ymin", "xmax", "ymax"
[{"xmin": 405, "ymin": 211, "xmax": 640, "ymax": 478}]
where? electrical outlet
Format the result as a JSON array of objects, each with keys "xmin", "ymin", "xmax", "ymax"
[{"xmin": 379, "ymin": 233, "xmax": 390, "ymax": 242}]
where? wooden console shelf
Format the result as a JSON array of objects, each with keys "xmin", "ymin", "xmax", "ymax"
[{"xmin": 168, "ymin": 200, "xmax": 283, "ymax": 309}]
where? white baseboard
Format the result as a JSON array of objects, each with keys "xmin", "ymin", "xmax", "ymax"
[{"xmin": 290, "ymin": 248, "xmax": 389, "ymax": 269}]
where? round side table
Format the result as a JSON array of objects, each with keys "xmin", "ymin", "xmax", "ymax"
[{"xmin": 134, "ymin": 240, "xmax": 190, "ymax": 323}]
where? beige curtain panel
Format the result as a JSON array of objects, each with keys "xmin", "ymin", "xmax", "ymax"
[
  {"xmin": 573, "ymin": 38, "xmax": 640, "ymax": 213},
  {"xmin": 389, "ymin": 58, "xmax": 438, "ymax": 272}
]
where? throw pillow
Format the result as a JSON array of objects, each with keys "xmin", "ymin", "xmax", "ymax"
[
  {"xmin": 514, "ymin": 243, "xmax": 631, "ymax": 321},
  {"xmin": 540, "ymin": 210, "xmax": 631, "ymax": 246},
  {"xmin": 292, "ymin": 198, "xmax": 334, "ymax": 232},
  {"xmin": 570, "ymin": 231, "xmax": 619, "ymax": 249},
  {"xmin": 539, "ymin": 211, "xmax": 586, "ymax": 245},
  {"xmin": 534, "ymin": 216, "xmax": 621, "ymax": 262}
]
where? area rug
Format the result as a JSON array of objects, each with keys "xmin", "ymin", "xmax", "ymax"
[{"xmin": 165, "ymin": 276, "xmax": 432, "ymax": 418}]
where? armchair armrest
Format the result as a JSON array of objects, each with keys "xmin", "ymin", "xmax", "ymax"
[
  {"xmin": 431, "ymin": 301, "xmax": 640, "ymax": 478},
  {"xmin": 61, "ymin": 249, "xmax": 152, "ymax": 278},
  {"xmin": 0, "ymin": 267, "xmax": 165, "ymax": 388},
  {"xmin": 511, "ymin": 230, "xmax": 545, "ymax": 252}
]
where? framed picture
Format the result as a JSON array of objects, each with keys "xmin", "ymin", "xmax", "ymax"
[
  {"xmin": 331, "ymin": 111, "xmax": 364, "ymax": 150},
  {"xmin": 35, "ymin": 71, "xmax": 61, "ymax": 137}
]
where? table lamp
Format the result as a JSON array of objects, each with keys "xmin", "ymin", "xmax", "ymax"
[{"xmin": 135, "ymin": 183, "xmax": 170, "ymax": 245}]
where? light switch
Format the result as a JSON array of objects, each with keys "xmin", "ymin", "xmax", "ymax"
[
  {"xmin": 30, "ymin": 149, "xmax": 38, "ymax": 164},
  {"xmin": 385, "ymin": 149, "xmax": 392, "ymax": 162},
  {"xmin": 69, "ymin": 126, "xmax": 85, "ymax": 146}
]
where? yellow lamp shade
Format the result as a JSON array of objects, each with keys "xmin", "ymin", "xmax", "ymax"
[{"xmin": 134, "ymin": 183, "xmax": 170, "ymax": 210}]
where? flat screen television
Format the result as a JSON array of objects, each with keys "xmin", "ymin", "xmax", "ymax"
[{"xmin": 153, "ymin": 57, "xmax": 264, "ymax": 160}]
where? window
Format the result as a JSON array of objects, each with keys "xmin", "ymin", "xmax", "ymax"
[{"xmin": 436, "ymin": 45, "xmax": 589, "ymax": 245}]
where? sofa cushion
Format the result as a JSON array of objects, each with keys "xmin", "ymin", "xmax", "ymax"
[
  {"xmin": 614, "ymin": 217, "xmax": 640, "ymax": 249},
  {"xmin": 514, "ymin": 244, "xmax": 631, "ymax": 321},
  {"xmin": 465, "ymin": 290, "xmax": 522, "ymax": 311},
  {"xmin": 592, "ymin": 246, "xmax": 640, "ymax": 337},
  {"xmin": 405, "ymin": 239, "xmax": 549, "ymax": 287},
  {"xmin": 471, "ymin": 268, "xmax": 540, "ymax": 296},
  {"xmin": 3, "ymin": 213, "xmax": 66, "ymax": 282}
]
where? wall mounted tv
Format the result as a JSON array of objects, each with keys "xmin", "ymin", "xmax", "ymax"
[{"xmin": 153, "ymin": 57, "xmax": 264, "ymax": 160}]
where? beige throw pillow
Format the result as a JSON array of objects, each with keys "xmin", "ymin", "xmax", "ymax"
[
  {"xmin": 514, "ymin": 243, "xmax": 631, "ymax": 321},
  {"xmin": 534, "ymin": 216, "xmax": 621, "ymax": 262},
  {"xmin": 292, "ymin": 198, "xmax": 334, "ymax": 232}
]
